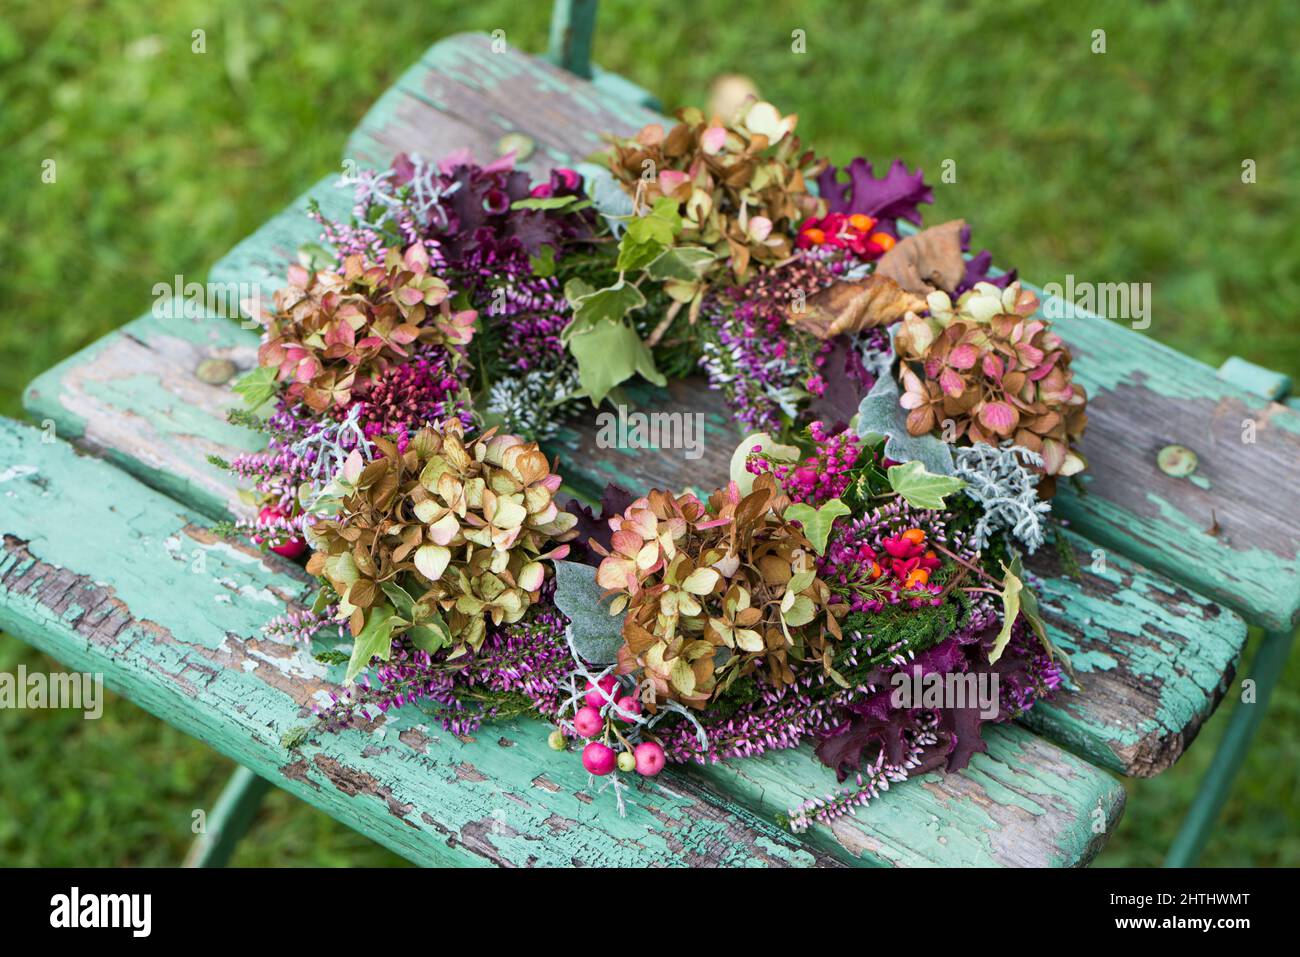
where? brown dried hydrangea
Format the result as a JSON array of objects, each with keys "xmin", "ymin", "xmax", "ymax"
[
  {"xmin": 257, "ymin": 244, "xmax": 477, "ymax": 414},
  {"xmin": 306, "ymin": 418, "xmax": 577, "ymax": 657},
  {"xmin": 593, "ymin": 475, "xmax": 845, "ymax": 709},
  {"xmin": 895, "ymin": 281, "xmax": 1089, "ymax": 483},
  {"xmin": 604, "ymin": 102, "xmax": 825, "ymax": 280}
]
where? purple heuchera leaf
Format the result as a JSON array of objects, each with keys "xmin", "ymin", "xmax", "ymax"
[
  {"xmin": 817, "ymin": 157, "xmax": 933, "ymax": 232},
  {"xmin": 804, "ymin": 336, "xmax": 876, "ymax": 429},
  {"xmin": 562, "ymin": 483, "xmax": 635, "ymax": 566}
]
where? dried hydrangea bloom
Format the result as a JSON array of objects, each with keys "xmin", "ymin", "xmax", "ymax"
[
  {"xmin": 257, "ymin": 243, "xmax": 476, "ymax": 414},
  {"xmin": 590, "ymin": 475, "xmax": 845, "ymax": 709},
  {"xmin": 895, "ymin": 281, "xmax": 1088, "ymax": 483},
  {"xmin": 603, "ymin": 101, "xmax": 825, "ymax": 280},
  {"xmin": 306, "ymin": 418, "xmax": 577, "ymax": 655}
]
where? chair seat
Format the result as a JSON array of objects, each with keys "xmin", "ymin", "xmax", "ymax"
[{"xmin": 10, "ymin": 32, "xmax": 1283, "ymax": 867}]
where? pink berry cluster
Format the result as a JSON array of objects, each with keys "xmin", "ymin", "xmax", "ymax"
[{"xmin": 557, "ymin": 675, "xmax": 666, "ymax": 779}]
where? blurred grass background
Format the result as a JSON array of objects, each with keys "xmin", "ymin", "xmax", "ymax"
[{"xmin": 0, "ymin": 0, "xmax": 1296, "ymax": 866}]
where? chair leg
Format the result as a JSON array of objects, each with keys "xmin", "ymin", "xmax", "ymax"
[
  {"xmin": 547, "ymin": 0, "xmax": 598, "ymax": 79},
  {"xmin": 183, "ymin": 766, "xmax": 273, "ymax": 867},
  {"xmin": 1165, "ymin": 626, "xmax": 1296, "ymax": 867}
]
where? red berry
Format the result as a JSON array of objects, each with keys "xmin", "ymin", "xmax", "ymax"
[
  {"xmin": 613, "ymin": 695, "xmax": 642, "ymax": 722},
  {"xmin": 572, "ymin": 705, "xmax": 603, "ymax": 738},
  {"xmin": 584, "ymin": 674, "xmax": 619, "ymax": 708},
  {"xmin": 257, "ymin": 505, "xmax": 307, "ymax": 558},
  {"xmin": 582, "ymin": 742, "xmax": 616, "ymax": 776},
  {"xmin": 271, "ymin": 538, "xmax": 307, "ymax": 559},
  {"xmin": 634, "ymin": 741, "xmax": 666, "ymax": 777}
]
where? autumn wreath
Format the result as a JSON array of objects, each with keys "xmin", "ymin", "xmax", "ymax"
[{"xmin": 216, "ymin": 99, "xmax": 1085, "ymax": 827}]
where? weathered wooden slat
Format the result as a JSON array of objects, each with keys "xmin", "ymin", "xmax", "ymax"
[
  {"xmin": 695, "ymin": 725, "xmax": 1122, "ymax": 867},
  {"xmin": 23, "ymin": 309, "xmax": 262, "ymax": 521},
  {"xmin": 0, "ymin": 418, "xmax": 831, "ymax": 868},
  {"xmin": 342, "ymin": 33, "xmax": 660, "ymax": 176},
  {"xmin": 0, "ymin": 417, "xmax": 1123, "ymax": 866},
  {"xmin": 21, "ymin": 33, "xmax": 1248, "ymax": 783},
  {"xmin": 1045, "ymin": 305, "xmax": 1300, "ymax": 632}
]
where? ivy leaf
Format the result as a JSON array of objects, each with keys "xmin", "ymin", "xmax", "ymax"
[
  {"xmin": 563, "ymin": 279, "xmax": 646, "ymax": 337},
  {"xmin": 783, "ymin": 498, "xmax": 852, "ymax": 555},
  {"xmin": 567, "ymin": 318, "xmax": 664, "ymax": 405},
  {"xmin": 886, "ymin": 460, "xmax": 966, "ymax": 510},
  {"xmin": 617, "ymin": 232, "xmax": 668, "ymax": 273},
  {"xmin": 646, "ymin": 245, "xmax": 716, "ymax": 281},
  {"xmin": 379, "ymin": 581, "xmax": 416, "ymax": 619},
  {"xmin": 624, "ymin": 196, "xmax": 682, "ymax": 247},
  {"xmin": 232, "ymin": 365, "xmax": 278, "ymax": 410},
  {"xmin": 552, "ymin": 559, "xmax": 626, "ymax": 665},
  {"xmin": 989, "ymin": 557, "xmax": 1024, "ymax": 664},
  {"xmin": 345, "ymin": 604, "xmax": 401, "ymax": 684}
]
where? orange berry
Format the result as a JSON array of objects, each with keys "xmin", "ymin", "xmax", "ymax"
[
  {"xmin": 902, "ymin": 528, "xmax": 926, "ymax": 545},
  {"xmin": 849, "ymin": 213, "xmax": 876, "ymax": 233},
  {"xmin": 869, "ymin": 231, "xmax": 896, "ymax": 251},
  {"xmin": 802, "ymin": 227, "xmax": 827, "ymax": 245},
  {"xmin": 905, "ymin": 568, "xmax": 930, "ymax": 587},
  {"xmin": 869, "ymin": 561, "xmax": 882, "ymax": 580}
]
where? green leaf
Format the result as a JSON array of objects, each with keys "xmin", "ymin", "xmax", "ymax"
[
  {"xmin": 782, "ymin": 594, "xmax": 816, "ymax": 628},
  {"xmin": 528, "ymin": 244, "xmax": 557, "ymax": 278},
  {"xmin": 232, "ymin": 364, "xmax": 278, "ymax": 410},
  {"xmin": 787, "ymin": 569, "xmax": 815, "ymax": 595},
  {"xmin": 616, "ymin": 235, "xmax": 667, "ymax": 273},
  {"xmin": 1018, "ymin": 577, "xmax": 1071, "ymax": 677},
  {"xmin": 783, "ymin": 499, "xmax": 851, "ymax": 555},
  {"xmin": 379, "ymin": 581, "xmax": 416, "ymax": 619},
  {"xmin": 646, "ymin": 245, "xmax": 716, "ymax": 281},
  {"xmin": 682, "ymin": 567, "xmax": 720, "ymax": 595},
  {"xmin": 989, "ymin": 557, "xmax": 1024, "ymax": 664},
  {"xmin": 568, "ymin": 318, "xmax": 664, "ymax": 405},
  {"xmin": 510, "ymin": 195, "xmax": 592, "ymax": 212},
  {"xmin": 669, "ymin": 657, "xmax": 696, "ymax": 696},
  {"xmin": 345, "ymin": 605, "xmax": 401, "ymax": 684},
  {"xmin": 551, "ymin": 559, "xmax": 626, "ymax": 665},
  {"xmin": 886, "ymin": 460, "xmax": 966, "ymax": 510},
  {"xmin": 624, "ymin": 196, "xmax": 682, "ymax": 247},
  {"xmin": 562, "ymin": 279, "xmax": 646, "ymax": 338},
  {"xmin": 407, "ymin": 617, "xmax": 451, "ymax": 653}
]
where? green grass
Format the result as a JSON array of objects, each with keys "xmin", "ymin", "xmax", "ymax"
[{"xmin": 1, "ymin": 0, "xmax": 1297, "ymax": 866}]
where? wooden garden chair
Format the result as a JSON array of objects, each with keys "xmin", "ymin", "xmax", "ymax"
[{"xmin": 2, "ymin": 9, "xmax": 1297, "ymax": 867}]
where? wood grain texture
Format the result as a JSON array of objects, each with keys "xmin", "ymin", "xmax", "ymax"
[
  {"xmin": 19, "ymin": 33, "xmax": 1248, "ymax": 782},
  {"xmin": 0, "ymin": 417, "xmax": 1123, "ymax": 867},
  {"xmin": 1031, "ymin": 293, "xmax": 1300, "ymax": 632}
]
